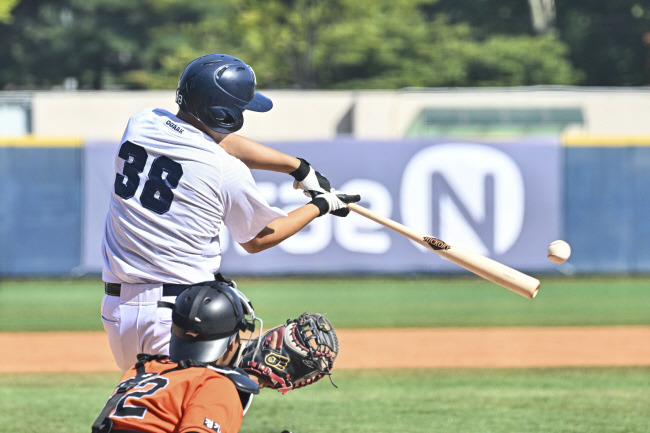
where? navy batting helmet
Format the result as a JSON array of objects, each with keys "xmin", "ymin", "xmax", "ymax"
[
  {"xmin": 160, "ymin": 282, "xmax": 258, "ymax": 364},
  {"xmin": 176, "ymin": 54, "xmax": 272, "ymax": 133}
]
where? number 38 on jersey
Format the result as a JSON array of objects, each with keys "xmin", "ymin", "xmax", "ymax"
[{"xmin": 114, "ymin": 141, "xmax": 184, "ymax": 214}]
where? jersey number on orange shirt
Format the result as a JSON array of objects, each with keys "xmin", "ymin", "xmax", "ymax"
[{"xmin": 113, "ymin": 376, "xmax": 169, "ymax": 419}]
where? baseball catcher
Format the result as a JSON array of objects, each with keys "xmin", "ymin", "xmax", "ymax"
[{"xmin": 241, "ymin": 313, "xmax": 339, "ymax": 394}]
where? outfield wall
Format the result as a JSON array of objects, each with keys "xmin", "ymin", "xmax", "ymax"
[
  {"xmin": 2, "ymin": 88, "xmax": 650, "ymax": 276},
  {"xmin": 82, "ymin": 137, "xmax": 561, "ymax": 276},
  {"xmin": 564, "ymin": 138, "xmax": 650, "ymax": 273},
  {"xmin": 2, "ymin": 137, "xmax": 649, "ymax": 277},
  {"xmin": 0, "ymin": 138, "xmax": 83, "ymax": 275}
]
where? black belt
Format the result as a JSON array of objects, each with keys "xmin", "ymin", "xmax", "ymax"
[{"xmin": 104, "ymin": 282, "xmax": 193, "ymax": 298}]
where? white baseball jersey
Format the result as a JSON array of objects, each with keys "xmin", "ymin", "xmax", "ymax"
[{"xmin": 102, "ymin": 107, "xmax": 287, "ymax": 284}]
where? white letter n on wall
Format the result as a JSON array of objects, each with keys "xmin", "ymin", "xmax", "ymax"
[{"xmin": 400, "ymin": 144, "xmax": 525, "ymax": 256}]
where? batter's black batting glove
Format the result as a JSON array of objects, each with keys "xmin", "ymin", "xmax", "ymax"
[
  {"xmin": 290, "ymin": 158, "xmax": 332, "ymax": 199},
  {"xmin": 310, "ymin": 189, "xmax": 360, "ymax": 217}
]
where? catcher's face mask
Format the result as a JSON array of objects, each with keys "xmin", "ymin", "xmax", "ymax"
[{"xmin": 231, "ymin": 287, "xmax": 263, "ymax": 367}]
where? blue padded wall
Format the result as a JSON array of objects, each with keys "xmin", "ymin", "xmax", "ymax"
[{"xmin": 0, "ymin": 146, "xmax": 82, "ymax": 275}]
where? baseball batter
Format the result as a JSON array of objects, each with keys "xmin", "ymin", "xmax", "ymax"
[{"xmin": 101, "ymin": 53, "xmax": 359, "ymax": 371}]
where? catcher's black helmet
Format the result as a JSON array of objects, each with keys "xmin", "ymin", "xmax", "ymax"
[
  {"xmin": 176, "ymin": 53, "xmax": 272, "ymax": 133},
  {"xmin": 161, "ymin": 282, "xmax": 257, "ymax": 363}
]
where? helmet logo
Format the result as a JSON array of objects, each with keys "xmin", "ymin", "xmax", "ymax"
[
  {"xmin": 264, "ymin": 352, "xmax": 290, "ymax": 371},
  {"xmin": 175, "ymin": 90, "xmax": 183, "ymax": 106}
]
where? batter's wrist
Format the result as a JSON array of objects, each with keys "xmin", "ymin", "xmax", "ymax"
[
  {"xmin": 308, "ymin": 197, "xmax": 329, "ymax": 217},
  {"xmin": 289, "ymin": 158, "xmax": 310, "ymax": 181}
]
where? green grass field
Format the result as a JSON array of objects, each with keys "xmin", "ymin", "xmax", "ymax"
[
  {"xmin": 1, "ymin": 275, "xmax": 649, "ymax": 433},
  {"xmin": 1, "ymin": 368, "xmax": 649, "ymax": 433},
  {"xmin": 1, "ymin": 275, "xmax": 649, "ymax": 331}
]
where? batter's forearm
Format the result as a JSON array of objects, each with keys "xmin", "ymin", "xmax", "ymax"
[
  {"xmin": 239, "ymin": 205, "xmax": 320, "ymax": 253},
  {"xmin": 219, "ymin": 134, "xmax": 300, "ymax": 173}
]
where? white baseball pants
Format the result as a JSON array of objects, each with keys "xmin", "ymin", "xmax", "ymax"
[{"xmin": 100, "ymin": 283, "xmax": 177, "ymax": 372}]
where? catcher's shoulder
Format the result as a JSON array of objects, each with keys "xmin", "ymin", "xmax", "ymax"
[{"xmin": 209, "ymin": 365, "xmax": 260, "ymax": 395}]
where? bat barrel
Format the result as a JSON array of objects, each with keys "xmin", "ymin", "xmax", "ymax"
[
  {"xmin": 347, "ymin": 203, "xmax": 540, "ymax": 299},
  {"xmin": 437, "ymin": 244, "xmax": 540, "ymax": 299}
]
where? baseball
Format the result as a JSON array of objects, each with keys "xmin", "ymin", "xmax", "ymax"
[{"xmin": 547, "ymin": 240, "xmax": 571, "ymax": 263}]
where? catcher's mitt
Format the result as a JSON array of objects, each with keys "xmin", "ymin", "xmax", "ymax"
[{"xmin": 240, "ymin": 313, "xmax": 338, "ymax": 394}]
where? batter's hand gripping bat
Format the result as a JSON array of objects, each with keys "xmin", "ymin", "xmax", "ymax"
[{"xmin": 347, "ymin": 203, "xmax": 540, "ymax": 299}]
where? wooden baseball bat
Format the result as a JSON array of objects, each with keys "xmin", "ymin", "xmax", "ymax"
[{"xmin": 347, "ymin": 203, "xmax": 540, "ymax": 299}]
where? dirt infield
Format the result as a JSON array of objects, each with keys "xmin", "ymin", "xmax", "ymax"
[{"xmin": 2, "ymin": 326, "xmax": 650, "ymax": 373}]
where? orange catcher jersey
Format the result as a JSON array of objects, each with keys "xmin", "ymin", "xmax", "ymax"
[{"xmin": 105, "ymin": 358, "xmax": 245, "ymax": 433}]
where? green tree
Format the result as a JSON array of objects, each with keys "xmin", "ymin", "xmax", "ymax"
[
  {"xmin": 0, "ymin": 0, "xmax": 224, "ymax": 89},
  {"xmin": 423, "ymin": 0, "xmax": 536, "ymax": 36},
  {"xmin": 0, "ymin": 0, "xmax": 20, "ymax": 23},
  {"xmin": 464, "ymin": 31, "xmax": 580, "ymax": 86},
  {"xmin": 1, "ymin": 0, "xmax": 152, "ymax": 89},
  {"xmin": 159, "ymin": 0, "xmax": 579, "ymax": 89},
  {"xmin": 1, "ymin": 0, "xmax": 583, "ymax": 90},
  {"xmin": 556, "ymin": 1, "xmax": 650, "ymax": 86},
  {"xmin": 425, "ymin": 0, "xmax": 650, "ymax": 86}
]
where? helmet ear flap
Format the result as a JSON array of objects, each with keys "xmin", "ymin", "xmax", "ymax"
[
  {"xmin": 175, "ymin": 89, "xmax": 185, "ymax": 109},
  {"xmin": 202, "ymin": 106, "xmax": 244, "ymax": 133}
]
